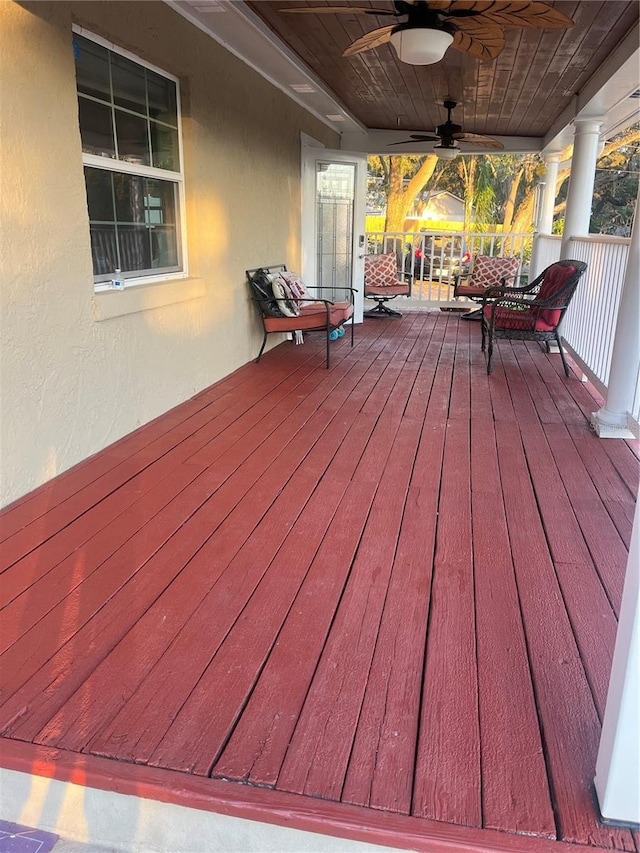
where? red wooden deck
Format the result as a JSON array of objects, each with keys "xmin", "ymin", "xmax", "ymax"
[{"xmin": 1, "ymin": 313, "xmax": 638, "ymax": 853}]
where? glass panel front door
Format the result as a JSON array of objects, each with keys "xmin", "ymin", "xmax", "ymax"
[
  {"xmin": 302, "ymin": 147, "xmax": 366, "ymax": 323},
  {"xmin": 316, "ymin": 161, "xmax": 355, "ymax": 302}
]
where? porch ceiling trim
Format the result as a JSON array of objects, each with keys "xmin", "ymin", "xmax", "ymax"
[
  {"xmin": 543, "ymin": 22, "xmax": 640, "ymax": 154},
  {"xmin": 166, "ymin": 0, "xmax": 367, "ymax": 136}
]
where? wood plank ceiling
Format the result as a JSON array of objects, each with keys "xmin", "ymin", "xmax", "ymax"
[{"xmin": 244, "ymin": 1, "xmax": 639, "ymax": 138}]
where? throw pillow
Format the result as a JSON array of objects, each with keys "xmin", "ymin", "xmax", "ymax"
[
  {"xmin": 270, "ymin": 273, "xmax": 301, "ymax": 317},
  {"xmin": 471, "ymin": 255, "xmax": 520, "ymax": 289},
  {"xmin": 364, "ymin": 253, "xmax": 399, "ymax": 288},
  {"xmin": 279, "ymin": 270, "xmax": 314, "ymax": 306}
]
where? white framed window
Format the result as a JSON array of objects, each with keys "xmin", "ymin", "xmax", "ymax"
[{"xmin": 73, "ymin": 28, "xmax": 186, "ymax": 289}]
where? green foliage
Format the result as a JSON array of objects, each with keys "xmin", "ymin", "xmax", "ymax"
[
  {"xmin": 590, "ymin": 135, "xmax": 639, "ymax": 236},
  {"xmin": 368, "ymin": 126, "xmax": 638, "ymax": 236},
  {"xmin": 368, "ymin": 151, "xmax": 543, "ymax": 231}
]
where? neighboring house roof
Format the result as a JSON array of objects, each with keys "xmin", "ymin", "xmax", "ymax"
[{"xmin": 408, "ymin": 191, "xmax": 465, "ymax": 222}]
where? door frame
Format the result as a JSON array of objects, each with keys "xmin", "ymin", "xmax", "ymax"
[{"xmin": 301, "ymin": 140, "xmax": 367, "ymax": 323}]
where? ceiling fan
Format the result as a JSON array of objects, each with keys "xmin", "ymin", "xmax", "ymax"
[
  {"xmin": 391, "ymin": 100, "xmax": 504, "ymax": 157},
  {"xmin": 280, "ymin": 1, "xmax": 574, "ymax": 64}
]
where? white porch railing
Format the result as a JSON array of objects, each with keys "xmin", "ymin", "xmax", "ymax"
[
  {"xmin": 366, "ymin": 231, "xmax": 532, "ymax": 309},
  {"xmin": 530, "ymin": 232, "xmax": 561, "ymax": 278},
  {"xmin": 560, "ymin": 236, "xmax": 639, "ymax": 422}
]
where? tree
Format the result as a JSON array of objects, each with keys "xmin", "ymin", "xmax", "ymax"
[
  {"xmin": 514, "ymin": 124, "xmax": 640, "ymax": 234},
  {"xmin": 368, "ymin": 123, "xmax": 639, "ymax": 237},
  {"xmin": 457, "ymin": 156, "xmax": 499, "ymax": 230},
  {"xmin": 369, "ymin": 155, "xmax": 440, "ymax": 232}
]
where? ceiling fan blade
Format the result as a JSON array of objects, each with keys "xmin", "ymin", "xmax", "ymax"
[
  {"xmin": 389, "ymin": 134, "xmax": 440, "ymax": 144},
  {"xmin": 445, "ymin": 1, "xmax": 574, "ymax": 29},
  {"xmin": 343, "ymin": 25, "xmax": 396, "ymax": 57},
  {"xmin": 450, "ymin": 19, "xmax": 505, "ymax": 60},
  {"xmin": 279, "ymin": 6, "xmax": 396, "ymax": 15},
  {"xmin": 453, "ymin": 131, "xmax": 504, "ymax": 149}
]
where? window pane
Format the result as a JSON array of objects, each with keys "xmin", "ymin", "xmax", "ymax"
[
  {"xmin": 84, "ymin": 167, "xmax": 114, "ymax": 222},
  {"xmin": 145, "ymin": 179, "xmax": 176, "ymax": 225},
  {"xmin": 77, "ymin": 35, "xmax": 183, "ymax": 280},
  {"xmin": 111, "ymin": 52, "xmax": 147, "ymax": 114},
  {"xmin": 90, "ymin": 224, "xmax": 118, "ymax": 275},
  {"xmin": 150, "ymin": 226, "xmax": 179, "ymax": 268},
  {"xmin": 74, "ymin": 36, "xmax": 110, "ymax": 101},
  {"xmin": 147, "ymin": 70, "xmax": 177, "ymax": 125},
  {"xmin": 113, "ymin": 173, "xmax": 146, "ymax": 223},
  {"xmin": 118, "ymin": 226, "xmax": 152, "ymax": 271},
  {"xmin": 114, "ymin": 109, "xmax": 150, "ymax": 166},
  {"xmin": 150, "ymin": 122, "xmax": 179, "ymax": 171},
  {"xmin": 78, "ymin": 97, "xmax": 115, "ymax": 158}
]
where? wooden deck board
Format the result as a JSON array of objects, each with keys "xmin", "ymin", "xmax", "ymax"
[
  {"xmin": 495, "ymin": 423, "xmax": 633, "ymax": 851},
  {"xmin": 0, "ymin": 356, "xmax": 317, "ymax": 562},
  {"xmin": 412, "ymin": 410, "xmax": 481, "ymax": 826},
  {"xmin": 0, "ymin": 357, "xmax": 324, "ymax": 605},
  {"xmin": 471, "ymin": 422, "xmax": 556, "ymax": 838},
  {"xmin": 500, "ymin": 362, "xmax": 620, "ymax": 720},
  {"xmin": 5, "ymin": 332, "xmax": 400, "ymax": 742},
  {"xmin": 1, "ymin": 314, "xmax": 637, "ymax": 853},
  {"xmin": 339, "ymin": 336, "xmax": 446, "ymax": 814}
]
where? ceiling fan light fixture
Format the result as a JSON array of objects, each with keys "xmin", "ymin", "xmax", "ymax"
[
  {"xmin": 389, "ymin": 27, "xmax": 453, "ymax": 65},
  {"xmin": 433, "ymin": 144, "xmax": 459, "ymax": 160}
]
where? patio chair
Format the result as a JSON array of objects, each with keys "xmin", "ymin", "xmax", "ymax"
[
  {"xmin": 481, "ymin": 259, "xmax": 587, "ymax": 376},
  {"xmin": 246, "ymin": 264, "xmax": 355, "ymax": 369},
  {"xmin": 453, "ymin": 255, "xmax": 521, "ymax": 319},
  {"xmin": 364, "ymin": 252, "xmax": 411, "ymax": 318}
]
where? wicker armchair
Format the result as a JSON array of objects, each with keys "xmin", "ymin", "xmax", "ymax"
[{"xmin": 481, "ymin": 259, "xmax": 587, "ymax": 376}]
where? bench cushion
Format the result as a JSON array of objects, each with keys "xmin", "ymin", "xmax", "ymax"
[{"xmin": 263, "ymin": 301, "xmax": 353, "ymax": 332}]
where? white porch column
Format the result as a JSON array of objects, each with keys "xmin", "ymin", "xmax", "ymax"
[
  {"xmin": 530, "ymin": 154, "xmax": 562, "ymax": 279},
  {"xmin": 560, "ymin": 118, "xmax": 603, "ymax": 259},
  {"xmin": 591, "ymin": 193, "xmax": 640, "ymax": 439},
  {"xmin": 595, "ymin": 498, "xmax": 640, "ymax": 824},
  {"xmin": 539, "ymin": 154, "xmax": 561, "ymax": 234}
]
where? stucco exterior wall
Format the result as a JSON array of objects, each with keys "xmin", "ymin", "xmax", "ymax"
[{"xmin": 0, "ymin": 0, "xmax": 339, "ymax": 508}]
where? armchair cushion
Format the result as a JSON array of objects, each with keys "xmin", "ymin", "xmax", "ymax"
[
  {"xmin": 534, "ymin": 263, "xmax": 577, "ymax": 327},
  {"xmin": 364, "ymin": 283, "xmax": 411, "ymax": 297},
  {"xmin": 483, "ymin": 304, "xmax": 557, "ymax": 333},
  {"xmin": 364, "ymin": 252, "xmax": 400, "ymax": 287}
]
